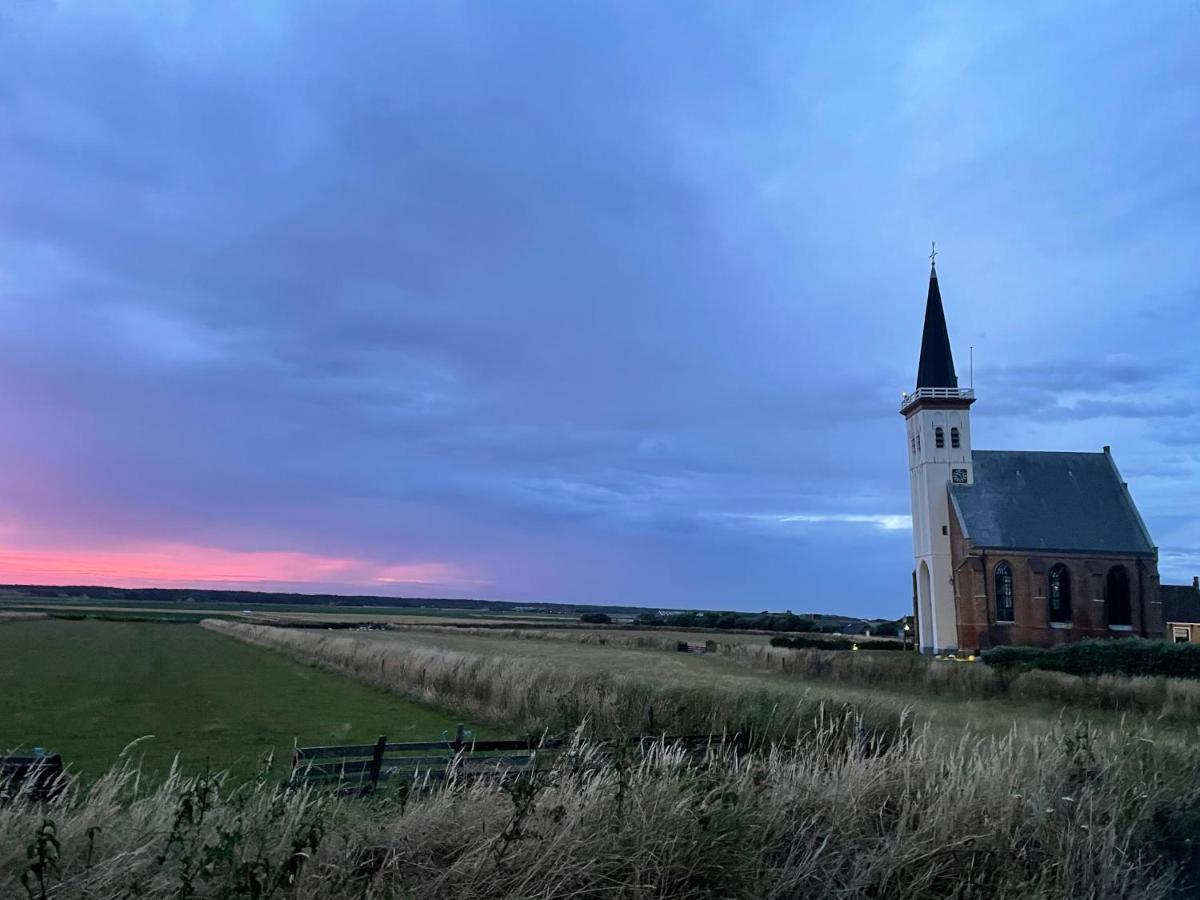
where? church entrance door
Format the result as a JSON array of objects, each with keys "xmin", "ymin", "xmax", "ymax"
[{"xmin": 917, "ymin": 561, "xmax": 933, "ymax": 652}]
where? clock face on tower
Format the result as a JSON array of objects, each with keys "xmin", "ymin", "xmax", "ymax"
[{"xmin": 952, "ymin": 468, "xmax": 969, "ymax": 485}]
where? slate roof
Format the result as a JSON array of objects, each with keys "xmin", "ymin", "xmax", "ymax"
[
  {"xmin": 915, "ymin": 266, "xmax": 958, "ymax": 389},
  {"xmin": 1161, "ymin": 584, "xmax": 1200, "ymax": 624},
  {"xmin": 949, "ymin": 450, "xmax": 1156, "ymax": 555}
]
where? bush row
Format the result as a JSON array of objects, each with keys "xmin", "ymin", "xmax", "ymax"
[{"xmin": 982, "ymin": 638, "xmax": 1200, "ymax": 680}]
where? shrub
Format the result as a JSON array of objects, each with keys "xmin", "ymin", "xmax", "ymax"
[
  {"xmin": 579, "ymin": 612, "xmax": 612, "ymax": 624},
  {"xmin": 983, "ymin": 638, "xmax": 1200, "ymax": 680}
]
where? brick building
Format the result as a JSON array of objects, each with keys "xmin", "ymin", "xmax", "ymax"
[
  {"xmin": 1162, "ymin": 579, "xmax": 1200, "ymax": 643},
  {"xmin": 900, "ymin": 257, "xmax": 1164, "ymax": 654}
]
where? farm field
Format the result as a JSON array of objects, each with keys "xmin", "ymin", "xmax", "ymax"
[
  {"xmin": 0, "ymin": 598, "xmax": 573, "ymax": 625},
  {"xmin": 0, "ymin": 618, "xmax": 493, "ymax": 776}
]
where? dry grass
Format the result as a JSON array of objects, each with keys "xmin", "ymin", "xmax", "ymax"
[
  {"xmin": 3, "ymin": 720, "xmax": 1199, "ymax": 898},
  {"xmin": 7, "ymin": 620, "xmax": 1199, "ymax": 898}
]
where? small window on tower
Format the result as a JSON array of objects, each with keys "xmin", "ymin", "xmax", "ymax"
[
  {"xmin": 951, "ymin": 427, "xmax": 960, "ymax": 449},
  {"xmin": 916, "ymin": 433, "xmax": 921, "ymax": 453},
  {"xmin": 935, "ymin": 427, "xmax": 945, "ymax": 448}
]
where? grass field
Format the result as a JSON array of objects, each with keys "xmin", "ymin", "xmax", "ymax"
[
  {"xmin": 0, "ymin": 599, "xmax": 576, "ymax": 625},
  {"xmin": 0, "ymin": 619, "xmax": 493, "ymax": 776}
]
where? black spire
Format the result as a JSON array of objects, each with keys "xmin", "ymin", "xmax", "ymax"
[{"xmin": 915, "ymin": 260, "xmax": 958, "ymax": 389}]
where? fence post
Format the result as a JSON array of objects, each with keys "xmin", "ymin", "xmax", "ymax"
[
  {"xmin": 454, "ymin": 723, "xmax": 465, "ymax": 751},
  {"xmin": 369, "ymin": 735, "xmax": 387, "ymax": 788}
]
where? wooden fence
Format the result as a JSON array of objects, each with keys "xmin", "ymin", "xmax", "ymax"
[
  {"xmin": 292, "ymin": 725, "xmax": 748, "ymax": 790},
  {"xmin": 0, "ymin": 754, "xmax": 65, "ymax": 802}
]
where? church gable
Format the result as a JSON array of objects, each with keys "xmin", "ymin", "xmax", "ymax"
[{"xmin": 949, "ymin": 449, "xmax": 1155, "ymax": 556}]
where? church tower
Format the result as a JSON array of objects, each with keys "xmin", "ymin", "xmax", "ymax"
[{"xmin": 900, "ymin": 254, "xmax": 974, "ymax": 654}]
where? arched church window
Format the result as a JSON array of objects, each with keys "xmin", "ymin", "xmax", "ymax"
[
  {"xmin": 995, "ymin": 562, "xmax": 1014, "ymax": 622},
  {"xmin": 935, "ymin": 427, "xmax": 945, "ymax": 448},
  {"xmin": 951, "ymin": 427, "xmax": 960, "ymax": 449},
  {"xmin": 1048, "ymin": 564, "xmax": 1071, "ymax": 624},
  {"xmin": 1106, "ymin": 565, "xmax": 1132, "ymax": 627}
]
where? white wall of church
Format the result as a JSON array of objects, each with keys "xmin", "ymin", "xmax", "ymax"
[{"xmin": 906, "ymin": 402, "xmax": 973, "ymax": 653}]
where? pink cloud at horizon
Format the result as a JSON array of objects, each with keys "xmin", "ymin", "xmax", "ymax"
[{"xmin": 0, "ymin": 542, "xmax": 475, "ymax": 592}]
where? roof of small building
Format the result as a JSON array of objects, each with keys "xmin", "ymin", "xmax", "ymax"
[
  {"xmin": 949, "ymin": 449, "xmax": 1156, "ymax": 555},
  {"xmin": 1161, "ymin": 584, "xmax": 1200, "ymax": 624}
]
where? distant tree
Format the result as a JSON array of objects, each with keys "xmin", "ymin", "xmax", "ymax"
[{"xmin": 580, "ymin": 612, "xmax": 612, "ymax": 624}]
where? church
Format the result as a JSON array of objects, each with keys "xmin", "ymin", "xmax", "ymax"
[{"xmin": 902, "ymin": 257, "xmax": 1164, "ymax": 655}]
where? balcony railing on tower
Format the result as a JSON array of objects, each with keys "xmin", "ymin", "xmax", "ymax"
[{"xmin": 899, "ymin": 387, "xmax": 975, "ymax": 411}]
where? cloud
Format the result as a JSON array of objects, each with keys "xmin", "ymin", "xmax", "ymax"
[
  {"xmin": 0, "ymin": 2, "xmax": 1196, "ymax": 613},
  {"xmin": 0, "ymin": 542, "xmax": 474, "ymax": 593}
]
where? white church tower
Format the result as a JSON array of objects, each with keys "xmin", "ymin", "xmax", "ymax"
[{"xmin": 900, "ymin": 252, "xmax": 974, "ymax": 654}]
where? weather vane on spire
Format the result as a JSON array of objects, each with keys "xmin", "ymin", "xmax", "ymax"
[{"xmin": 930, "ymin": 241, "xmax": 937, "ymax": 268}]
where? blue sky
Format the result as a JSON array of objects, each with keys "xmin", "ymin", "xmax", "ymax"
[{"xmin": 0, "ymin": 2, "xmax": 1197, "ymax": 614}]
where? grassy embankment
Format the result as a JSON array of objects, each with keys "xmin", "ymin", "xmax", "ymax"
[
  {"xmin": 0, "ymin": 619, "xmax": 494, "ymax": 776},
  {"xmin": 202, "ymin": 620, "xmax": 1200, "ymax": 750},
  {"xmin": 201, "ymin": 620, "xmax": 909, "ymax": 742}
]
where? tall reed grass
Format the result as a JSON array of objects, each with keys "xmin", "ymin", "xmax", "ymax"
[{"xmin": 3, "ymin": 722, "xmax": 1198, "ymax": 898}]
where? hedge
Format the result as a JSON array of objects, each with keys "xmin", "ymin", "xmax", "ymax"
[{"xmin": 982, "ymin": 638, "xmax": 1200, "ymax": 680}]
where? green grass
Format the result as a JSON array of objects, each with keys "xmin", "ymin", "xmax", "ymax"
[{"xmin": 0, "ymin": 619, "xmax": 494, "ymax": 777}]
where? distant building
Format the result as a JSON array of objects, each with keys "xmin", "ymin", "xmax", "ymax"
[
  {"xmin": 1161, "ymin": 578, "xmax": 1200, "ymax": 643},
  {"xmin": 902, "ymin": 256, "xmax": 1164, "ymax": 654}
]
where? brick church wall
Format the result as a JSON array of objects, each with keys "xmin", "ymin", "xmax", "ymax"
[{"xmin": 949, "ymin": 508, "xmax": 1164, "ymax": 653}]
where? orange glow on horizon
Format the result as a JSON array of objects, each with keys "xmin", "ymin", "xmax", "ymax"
[{"xmin": 0, "ymin": 542, "xmax": 468, "ymax": 590}]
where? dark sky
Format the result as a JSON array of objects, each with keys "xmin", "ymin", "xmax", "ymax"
[{"xmin": 0, "ymin": 3, "xmax": 1197, "ymax": 614}]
